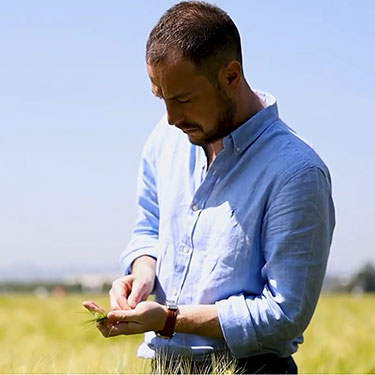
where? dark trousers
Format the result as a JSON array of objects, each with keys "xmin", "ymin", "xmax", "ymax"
[
  {"xmin": 151, "ymin": 352, "xmax": 297, "ymax": 374},
  {"xmin": 236, "ymin": 353, "xmax": 297, "ymax": 374}
]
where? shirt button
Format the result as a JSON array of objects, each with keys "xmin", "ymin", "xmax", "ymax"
[
  {"xmin": 171, "ymin": 289, "xmax": 178, "ymax": 298},
  {"xmin": 182, "ymin": 246, "xmax": 190, "ymax": 254},
  {"xmin": 192, "ymin": 204, "xmax": 199, "ymax": 211},
  {"xmin": 235, "ymin": 146, "xmax": 241, "ymax": 152}
]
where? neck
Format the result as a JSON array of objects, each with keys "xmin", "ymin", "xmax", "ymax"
[
  {"xmin": 204, "ymin": 140, "xmax": 224, "ymax": 167},
  {"xmin": 204, "ymin": 82, "xmax": 264, "ymax": 167},
  {"xmin": 233, "ymin": 81, "xmax": 264, "ymax": 129}
]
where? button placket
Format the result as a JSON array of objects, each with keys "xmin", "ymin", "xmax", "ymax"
[
  {"xmin": 171, "ymin": 147, "xmax": 227, "ymax": 303},
  {"xmin": 170, "ymin": 210, "xmax": 196, "ymax": 303},
  {"xmin": 171, "ymin": 246, "xmax": 194, "ymax": 303}
]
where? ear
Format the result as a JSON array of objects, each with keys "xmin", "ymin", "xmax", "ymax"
[{"xmin": 218, "ymin": 60, "xmax": 242, "ymax": 93}]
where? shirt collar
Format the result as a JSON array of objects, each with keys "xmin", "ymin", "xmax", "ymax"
[{"xmin": 223, "ymin": 90, "xmax": 279, "ymax": 153}]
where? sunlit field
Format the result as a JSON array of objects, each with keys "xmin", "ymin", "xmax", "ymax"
[{"xmin": 0, "ymin": 293, "xmax": 374, "ymax": 374}]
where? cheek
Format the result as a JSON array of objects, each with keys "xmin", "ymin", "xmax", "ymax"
[{"xmin": 190, "ymin": 100, "xmax": 219, "ymax": 124}]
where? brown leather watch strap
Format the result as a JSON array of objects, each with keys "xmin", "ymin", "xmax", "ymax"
[{"xmin": 155, "ymin": 301, "xmax": 178, "ymax": 338}]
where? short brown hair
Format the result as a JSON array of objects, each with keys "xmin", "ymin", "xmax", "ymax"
[{"xmin": 146, "ymin": 1, "xmax": 242, "ymax": 83}]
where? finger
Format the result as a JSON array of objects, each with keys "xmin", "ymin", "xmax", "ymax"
[
  {"xmin": 99, "ymin": 321, "xmax": 142, "ymax": 337},
  {"xmin": 110, "ymin": 285, "xmax": 131, "ymax": 310},
  {"xmin": 96, "ymin": 320, "xmax": 115, "ymax": 337},
  {"xmin": 82, "ymin": 300, "xmax": 106, "ymax": 314},
  {"xmin": 127, "ymin": 280, "xmax": 145, "ymax": 308},
  {"xmin": 111, "ymin": 279, "xmax": 132, "ymax": 310},
  {"xmin": 109, "ymin": 288, "xmax": 122, "ymax": 310},
  {"xmin": 96, "ymin": 319, "xmax": 122, "ymax": 337}
]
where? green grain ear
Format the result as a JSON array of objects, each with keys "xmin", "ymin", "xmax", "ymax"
[
  {"xmin": 83, "ymin": 309, "xmax": 108, "ymax": 326},
  {"xmin": 94, "ymin": 312, "xmax": 108, "ymax": 323}
]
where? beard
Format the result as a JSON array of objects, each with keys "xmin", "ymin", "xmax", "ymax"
[{"xmin": 181, "ymin": 86, "xmax": 237, "ymax": 146}]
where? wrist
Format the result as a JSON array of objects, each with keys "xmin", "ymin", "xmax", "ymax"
[
  {"xmin": 131, "ymin": 256, "xmax": 156, "ymax": 275},
  {"xmin": 157, "ymin": 304, "xmax": 168, "ymax": 331},
  {"xmin": 155, "ymin": 301, "xmax": 178, "ymax": 338},
  {"xmin": 131, "ymin": 256, "xmax": 156, "ymax": 284}
]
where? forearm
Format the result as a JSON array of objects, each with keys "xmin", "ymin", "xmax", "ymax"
[
  {"xmin": 175, "ymin": 304, "xmax": 223, "ymax": 339},
  {"xmin": 97, "ymin": 301, "xmax": 224, "ymax": 339}
]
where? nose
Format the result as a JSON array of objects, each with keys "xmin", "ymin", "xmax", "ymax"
[{"xmin": 165, "ymin": 102, "xmax": 184, "ymax": 126}]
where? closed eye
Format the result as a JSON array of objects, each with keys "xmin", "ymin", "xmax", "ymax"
[{"xmin": 176, "ymin": 98, "xmax": 191, "ymax": 104}]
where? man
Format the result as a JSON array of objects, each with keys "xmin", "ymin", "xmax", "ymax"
[{"xmin": 83, "ymin": 2, "xmax": 335, "ymax": 373}]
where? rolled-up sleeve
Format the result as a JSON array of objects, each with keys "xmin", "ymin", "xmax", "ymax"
[
  {"xmin": 216, "ymin": 166, "xmax": 335, "ymax": 358},
  {"xmin": 120, "ymin": 137, "xmax": 160, "ymax": 275}
]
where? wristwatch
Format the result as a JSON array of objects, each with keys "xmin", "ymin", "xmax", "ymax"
[{"xmin": 155, "ymin": 300, "xmax": 178, "ymax": 339}]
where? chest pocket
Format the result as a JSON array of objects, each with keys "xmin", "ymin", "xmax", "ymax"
[{"xmin": 193, "ymin": 201, "xmax": 247, "ymax": 269}]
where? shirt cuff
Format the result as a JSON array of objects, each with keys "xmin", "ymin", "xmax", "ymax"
[
  {"xmin": 120, "ymin": 246, "xmax": 158, "ymax": 275},
  {"xmin": 216, "ymin": 294, "xmax": 261, "ymax": 358}
]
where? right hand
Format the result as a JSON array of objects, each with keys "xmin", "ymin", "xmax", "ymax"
[{"xmin": 109, "ymin": 256, "xmax": 156, "ymax": 310}]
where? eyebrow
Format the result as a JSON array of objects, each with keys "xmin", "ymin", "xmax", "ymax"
[{"xmin": 152, "ymin": 90, "xmax": 191, "ymax": 101}]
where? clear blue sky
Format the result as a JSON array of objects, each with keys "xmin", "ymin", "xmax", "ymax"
[{"xmin": 1, "ymin": 0, "xmax": 374, "ymax": 277}]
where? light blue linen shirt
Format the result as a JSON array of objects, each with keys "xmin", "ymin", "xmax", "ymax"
[{"xmin": 120, "ymin": 91, "xmax": 335, "ymax": 360}]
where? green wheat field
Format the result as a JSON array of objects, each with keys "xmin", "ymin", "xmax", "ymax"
[{"xmin": 0, "ymin": 293, "xmax": 374, "ymax": 374}]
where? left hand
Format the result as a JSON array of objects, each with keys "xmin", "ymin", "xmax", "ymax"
[{"xmin": 83, "ymin": 300, "xmax": 167, "ymax": 337}]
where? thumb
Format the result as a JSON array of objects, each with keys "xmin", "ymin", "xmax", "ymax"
[
  {"xmin": 127, "ymin": 280, "xmax": 143, "ymax": 308},
  {"xmin": 107, "ymin": 309, "xmax": 137, "ymax": 322}
]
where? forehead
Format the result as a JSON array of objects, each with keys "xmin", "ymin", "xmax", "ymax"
[{"xmin": 147, "ymin": 56, "xmax": 211, "ymax": 99}]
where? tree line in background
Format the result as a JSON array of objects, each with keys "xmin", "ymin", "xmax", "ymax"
[
  {"xmin": 324, "ymin": 262, "xmax": 375, "ymax": 294},
  {"xmin": 0, "ymin": 262, "xmax": 374, "ymax": 295}
]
